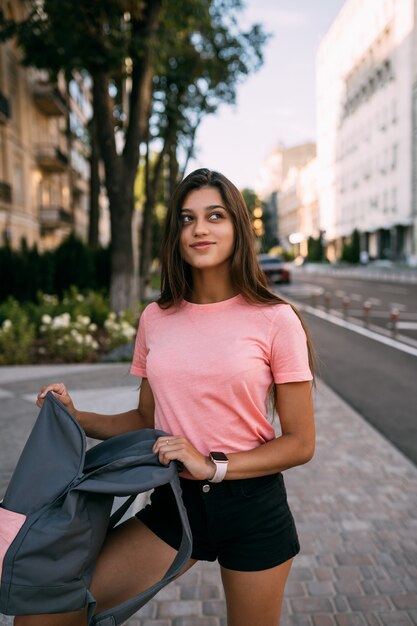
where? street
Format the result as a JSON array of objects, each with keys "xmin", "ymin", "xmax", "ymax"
[{"xmin": 279, "ymin": 270, "xmax": 417, "ymax": 465}]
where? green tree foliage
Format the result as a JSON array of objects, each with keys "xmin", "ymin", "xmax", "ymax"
[
  {"xmin": 1, "ymin": 0, "xmax": 163, "ymax": 312},
  {"xmin": 139, "ymin": 2, "xmax": 268, "ymax": 296},
  {"xmin": 307, "ymin": 235, "xmax": 324, "ymax": 262},
  {"xmin": 341, "ymin": 229, "xmax": 361, "ymax": 264},
  {"xmin": 0, "ymin": 1, "xmax": 267, "ymax": 308}
]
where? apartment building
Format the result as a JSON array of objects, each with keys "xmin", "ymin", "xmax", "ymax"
[
  {"xmin": 317, "ymin": 0, "xmax": 417, "ymax": 262},
  {"xmin": 258, "ymin": 142, "xmax": 316, "ymax": 250},
  {"xmin": 0, "ymin": 0, "xmax": 109, "ymax": 251}
]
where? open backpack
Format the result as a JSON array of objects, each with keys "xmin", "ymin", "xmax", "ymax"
[{"xmin": 0, "ymin": 391, "xmax": 192, "ymax": 626}]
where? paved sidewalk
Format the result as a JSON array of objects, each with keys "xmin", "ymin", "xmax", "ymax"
[{"xmin": 1, "ymin": 364, "xmax": 416, "ymax": 626}]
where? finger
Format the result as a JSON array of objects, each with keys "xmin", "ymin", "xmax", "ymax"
[
  {"xmin": 38, "ymin": 383, "xmax": 67, "ymax": 399},
  {"xmin": 153, "ymin": 436, "xmax": 177, "ymax": 453}
]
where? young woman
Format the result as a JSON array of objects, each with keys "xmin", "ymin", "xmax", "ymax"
[{"xmin": 25, "ymin": 168, "xmax": 315, "ymax": 626}]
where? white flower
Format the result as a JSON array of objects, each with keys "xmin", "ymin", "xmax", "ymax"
[
  {"xmin": 92, "ymin": 340, "xmax": 99, "ymax": 350},
  {"xmin": 2, "ymin": 319, "xmax": 12, "ymax": 330},
  {"xmin": 42, "ymin": 294, "xmax": 58, "ymax": 305},
  {"xmin": 77, "ymin": 315, "xmax": 90, "ymax": 326},
  {"xmin": 76, "ymin": 294, "xmax": 84, "ymax": 302},
  {"xmin": 41, "ymin": 314, "xmax": 52, "ymax": 324},
  {"xmin": 108, "ymin": 312, "xmax": 117, "ymax": 321},
  {"xmin": 52, "ymin": 313, "xmax": 71, "ymax": 329},
  {"xmin": 88, "ymin": 323, "xmax": 97, "ymax": 332}
]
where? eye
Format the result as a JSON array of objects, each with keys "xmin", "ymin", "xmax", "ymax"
[
  {"xmin": 180, "ymin": 214, "xmax": 192, "ymax": 224},
  {"xmin": 209, "ymin": 212, "xmax": 224, "ymax": 221}
]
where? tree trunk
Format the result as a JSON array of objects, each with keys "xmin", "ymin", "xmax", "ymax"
[
  {"xmin": 139, "ymin": 136, "xmax": 169, "ymax": 300},
  {"xmin": 109, "ymin": 188, "xmax": 138, "ymax": 312},
  {"xmin": 168, "ymin": 140, "xmax": 179, "ymax": 197},
  {"xmin": 88, "ymin": 113, "xmax": 100, "ymax": 248},
  {"xmin": 91, "ymin": 1, "xmax": 163, "ymax": 312}
]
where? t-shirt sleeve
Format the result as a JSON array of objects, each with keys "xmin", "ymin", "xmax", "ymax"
[
  {"xmin": 269, "ymin": 305, "xmax": 313, "ymax": 384},
  {"xmin": 130, "ymin": 307, "xmax": 148, "ymax": 378}
]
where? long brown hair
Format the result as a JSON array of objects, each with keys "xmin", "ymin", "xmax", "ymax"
[{"xmin": 157, "ymin": 168, "xmax": 315, "ymax": 391}]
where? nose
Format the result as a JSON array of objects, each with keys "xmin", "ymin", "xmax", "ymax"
[{"xmin": 192, "ymin": 217, "xmax": 210, "ymax": 236}]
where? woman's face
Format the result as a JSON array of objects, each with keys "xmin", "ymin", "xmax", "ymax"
[{"xmin": 179, "ymin": 186, "xmax": 235, "ymax": 271}]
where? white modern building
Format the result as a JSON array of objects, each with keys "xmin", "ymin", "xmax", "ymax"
[{"xmin": 317, "ymin": 0, "xmax": 417, "ymax": 262}]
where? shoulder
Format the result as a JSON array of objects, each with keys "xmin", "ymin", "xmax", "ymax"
[
  {"xmin": 254, "ymin": 302, "xmax": 300, "ymax": 325},
  {"xmin": 264, "ymin": 303, "xmax": 306, "ymax": 339},
  {"xmin": 140, "ymin": 301, "xmax": 180, "ymax": 325}
]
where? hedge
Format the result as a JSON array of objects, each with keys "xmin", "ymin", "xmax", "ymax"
[{"xmin": 0, "ymin": 234, "xmax": 110, "ymax": 303}]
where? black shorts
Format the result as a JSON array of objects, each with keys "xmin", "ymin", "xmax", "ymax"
[{"xmin": 136, "ymin": 472, "xmax": 300, "ymax": 571}]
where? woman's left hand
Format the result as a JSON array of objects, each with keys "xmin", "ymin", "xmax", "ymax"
[{"xmin": 153, "ymin": 436, "xmax": 215, "ymax": 480}]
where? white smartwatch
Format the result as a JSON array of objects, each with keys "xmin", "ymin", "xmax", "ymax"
[{"xmin": 208, "ymin": 451, "xmax": 229, "ymax": 483}]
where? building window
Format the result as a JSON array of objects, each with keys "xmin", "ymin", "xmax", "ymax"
[
  {"xmin": 391, "ymin": 143, "xmax": 398, "ymax": 170},
  {"xmin": 391, "ymin": 99, "xmax": 397, "ymax": 124},
  {"xmin": 13, "ymin": 161, "xmax": 24, "ymax": 206},
  {"xmin": 391, "ymin": 188, "xmax": 397, "ymax": 213},
  {"xmin": 383, "ymin": 190, "xmax": 388, "ymax": 213}
]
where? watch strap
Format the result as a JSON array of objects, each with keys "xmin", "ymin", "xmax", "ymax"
[{"xmin": 208, "ymin": 457, "xmax": 229, "ymax": 483}]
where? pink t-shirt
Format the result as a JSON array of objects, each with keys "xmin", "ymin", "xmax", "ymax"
[{"xmin": 130, "ymin": 294, "xmax": 312, "ymax": 457}]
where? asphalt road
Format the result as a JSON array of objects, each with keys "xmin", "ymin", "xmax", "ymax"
[
  {"xmin": 278, "ymin": 274, "xmax": 417, "ymax": 466},
  {"xmin": 281, "ymin": 273, "xmax": 417, "ymax": 342}
]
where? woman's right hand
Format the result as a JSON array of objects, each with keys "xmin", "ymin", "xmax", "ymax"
[{"xmin": 36, "ymin": 382, "xmax": 78, "ymax": 418}]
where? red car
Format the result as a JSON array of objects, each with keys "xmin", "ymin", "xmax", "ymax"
[{"xmin": 258, "ymin": 254, "xmax": 291, "ymax": 284}]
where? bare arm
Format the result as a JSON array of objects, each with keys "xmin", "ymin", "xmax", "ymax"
[
  {"xmin": 225, "ymin": 380, "xmax": 315, "ymax": 479},
  {"xmin": 36, "ymin": 379, "xmax": 155, "ymax": 440}
]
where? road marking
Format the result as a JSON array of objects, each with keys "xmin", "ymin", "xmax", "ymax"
[
  {"xmin": 368, "ymin": 297, "xmax": 382, "ymax": 306},
  {"xmin": 397, "ymin": 322, "xmax": 417, "ymax": 330},
  {"xmin": 301, "ymin": 305, "xmax": 417, "ymax": 358},
  {"xmin": 350, "ymin": 293, "xmax": 363, "ymax": 301},
  {"xmin": 335, "ymin": 290, "xmax": 345, "ymax": 298}
]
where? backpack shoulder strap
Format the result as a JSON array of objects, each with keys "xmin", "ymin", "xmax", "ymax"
[{"xmin": 88, "ymin": 470, "xmax": 192, "ymax": 626}]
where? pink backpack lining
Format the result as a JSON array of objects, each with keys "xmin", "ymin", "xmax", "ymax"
[{"xmin": 0, "ymin": 507, "xmax": 27, "ymax": 581}]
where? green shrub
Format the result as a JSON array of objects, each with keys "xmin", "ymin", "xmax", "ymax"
[
  {"xmin": 103, "ymin": 311, "xmax": 137, "ymax": 352},
  {"xmin": 39, "ymin": 311, "xmax": 99, "ymax": 362},
  {"xmin": 0, "ymin": 235, "xmax": 110, "ymax": 303},
  {"xmin": 0, "ymin": 298, "xmax": 35, "ymax": 364}
]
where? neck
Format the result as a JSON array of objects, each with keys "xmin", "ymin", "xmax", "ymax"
[{"xmin": 187, "ymin": 267, "xmax": 238, "ymax": 304}]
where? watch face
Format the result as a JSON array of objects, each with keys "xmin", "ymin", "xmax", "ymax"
[{"xmin": 210, "ymin": 451, "xmax": 228, "ymax": 462}]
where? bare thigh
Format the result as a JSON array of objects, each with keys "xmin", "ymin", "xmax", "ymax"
[
  {"xmin": 220, "ymin": 557, "xmax": 293, "ymax": 626},
  {"xmin": 14, "ymin": 517, "xmax": 196, "ymax": 626}
]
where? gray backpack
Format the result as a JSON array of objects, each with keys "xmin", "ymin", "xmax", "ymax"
[{"xmin": 0, "ymin": 391, "xmax": 192, "ymax": 626}]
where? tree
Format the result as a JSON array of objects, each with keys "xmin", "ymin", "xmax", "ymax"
[
  {"xmin": 138, "ymin": 3, "xmax": 268, "ymax": 298},
  {"xmin": 341, "ymin": 229, "xmax": 360, "ymax": 263},
  {"xmin": 1, "ymin": 0, "xmax": 163, "ymax": 312},
  {"xmin": 1, "ymin": 0, "xmax": 267, "ymax": 309}
]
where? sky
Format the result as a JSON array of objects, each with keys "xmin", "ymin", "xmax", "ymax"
[{"xmin": 187, "ymin": 0, "xmax": 347, "ymax": 191}]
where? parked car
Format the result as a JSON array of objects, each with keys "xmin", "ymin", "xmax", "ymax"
[{"xmin": 258, "ymin": 254, "xmax": 291, "ymax": 284}]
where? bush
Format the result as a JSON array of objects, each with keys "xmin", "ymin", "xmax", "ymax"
[
  {"xmin": 0, "ymin": 291, "xmax": 139, "ymax": 364},
  {"xmin": 0, "ymin": 298, "xmax": 35, "ymax": 364},
  {"xmin": 0, "ymin": 235, "xmax": 110, "ymax": 303},
  {"xmin": 307, "ymin": 236, "xmax": 323, "ymax": 262},
  {"xmin": 341, "ymin": 229, "xmax": 361, "ymax": 264},
  {"xmin": 39, "ymin": 312, "xmax": 100, "ymax": 362}
]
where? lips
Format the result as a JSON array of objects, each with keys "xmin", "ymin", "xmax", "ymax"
[{"xmin": 190, "ymin": 242, "xmax": 215, "ymax": 249}]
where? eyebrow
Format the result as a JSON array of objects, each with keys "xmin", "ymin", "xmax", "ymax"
[{"xmin": 180, "ymin": 204, "xmax": 227, "ymax": 213}]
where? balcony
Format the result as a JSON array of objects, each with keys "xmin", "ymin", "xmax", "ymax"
[
  {"xmin": 33, "ymin": 82, "xmax": 67, "ymax": 116},
  {"xmin": 0, "ymin": 181, "xmax": 12, "ymax": 204},
  {"xmin": 40, "ymin": 206, "xmax": 73, "ymax": 232},
  {"xmin": 0, "ymin": 92, "xmax": 11, "ymax": 123},
  {"xmin": 35, "ymin": 144, "xmax": 68, "ymax": 173}
]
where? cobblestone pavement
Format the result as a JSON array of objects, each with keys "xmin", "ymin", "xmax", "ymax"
[{"xmin": 1, "ymin": 364, "xmax": 416, "ymax": 626}]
